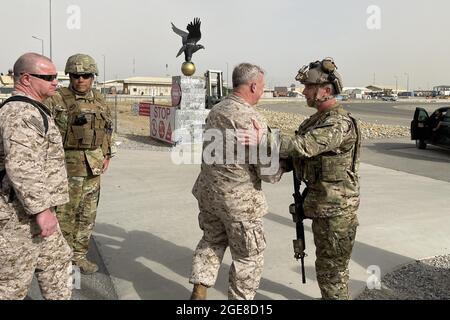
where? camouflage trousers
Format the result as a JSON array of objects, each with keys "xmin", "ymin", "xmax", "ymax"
[
  {"xmin": 312, "ymin": 213, "xmax": 358, "ymax": 300},
  {"xmin": 56, "ymin": 175, "xmax": 101, "ymax": 261},
  {"xmin": 0, "ymin": 206, "xmax": 72, "ymax": 300},
  {"xmin": 189, "ymin": 205, "xmax": 266, "ymax": 300}
]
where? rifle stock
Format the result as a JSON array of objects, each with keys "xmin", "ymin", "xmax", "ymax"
[{"xmin": 289, "ymin": 168, "xmax": 307, "ymax": 284}]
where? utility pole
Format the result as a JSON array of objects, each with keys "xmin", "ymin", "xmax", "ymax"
[
  {"xmin": 404, "ymin": 73, "xmax": 410, "ymax": 92},
  {"xmin": 32, "ymin": 36, "xmax": 44, "ymax": 55},
  {"xmin": 226, "ymin": 62, "xmax": 229, "ymax": 91},
  {"xmin": 49, "ymin": 0, "xmax": 53, "ymax": 60},
  {"xmin": 102, "ymin": 54, "xmax": 106, "ymax": 95}
]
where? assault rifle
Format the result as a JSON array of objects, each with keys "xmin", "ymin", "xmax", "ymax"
[{"xmin": 289, "ymin": 168, "xmax": 307, "ymax": 283}]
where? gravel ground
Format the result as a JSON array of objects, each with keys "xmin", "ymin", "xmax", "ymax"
[
  {"xmin": 257, "ymin": 108, "xmax": 410, "ymax": 139},
  {"xmin": 357, "ymin": 254, "xmax": 450, "ymax": 300},
  {"xmin": 115, "ymin": 108, "xmax": 410, "ymax": 151},
  {"xmin": 115, "ymin": 133, "xmax": 173, "ymax": 152}
]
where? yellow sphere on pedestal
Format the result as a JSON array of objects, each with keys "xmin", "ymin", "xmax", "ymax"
[{"xmin": 181, "ymin": 62, "xmax": 196, "ymax": 76}]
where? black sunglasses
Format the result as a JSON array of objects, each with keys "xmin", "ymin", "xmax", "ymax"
[
  {"xmin": 28, "ymin": 73, "xmax": 58, "ymax": 82},
  {"xmin": 70, "ymin": 73, "xmax": 94, "ymax": 79}
]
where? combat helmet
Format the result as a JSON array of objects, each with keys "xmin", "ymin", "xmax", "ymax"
[
  {"xmin": 295, "ymin": 57, "xmax": 343, "ymax": 94},
  {"xmin": 65, "ymin": 53, "xmax": 98, "ymax": 75}
]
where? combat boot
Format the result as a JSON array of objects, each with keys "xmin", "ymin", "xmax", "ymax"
[
  {"xmin": 73, "ymin": 258, "xmax": 99, "ymax": 275},
  {"xmin": 190, "ymin": 283, "xmax": 207, "ymax": 300}
]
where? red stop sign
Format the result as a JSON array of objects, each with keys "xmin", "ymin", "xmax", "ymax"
[{"xmin": 171, "ymin": 83, "xmax": 182, "ymax": 107}]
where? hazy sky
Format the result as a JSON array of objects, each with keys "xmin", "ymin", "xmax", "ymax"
[{"xmin": 1, "ymin": 0, "xmax": 449, "ymax": 89}]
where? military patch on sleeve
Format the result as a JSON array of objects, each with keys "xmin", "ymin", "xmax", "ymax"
[{"xmin": 24, "ymin": 116, "xmax": 45, "ymax": 135}]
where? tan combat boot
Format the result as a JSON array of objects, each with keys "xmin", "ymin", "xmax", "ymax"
[
  {"xmin": 73, "ymin": 258, "xmax": 99, "ymax": 275},
  {"xmin": 190, "ymin": 283, "xmax": 207, "ymax": 300}
]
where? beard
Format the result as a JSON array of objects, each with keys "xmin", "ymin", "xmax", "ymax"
[{"xmin": 306, "ymin": 98, "xmax": 316, "ymax": 108}]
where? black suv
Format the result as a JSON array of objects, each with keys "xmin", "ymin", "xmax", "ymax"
[{"xmin": 411, "ymin": 106, "xmax": 450, "ymax": 149}]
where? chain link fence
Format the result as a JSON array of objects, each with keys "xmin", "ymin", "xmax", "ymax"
[{"xmin": 104, "ymin": 95, "xmax": 173, "ymax": 138}]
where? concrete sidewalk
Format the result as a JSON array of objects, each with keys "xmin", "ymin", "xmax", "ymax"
[{"xmin": 92, "ymin": 148, "xmax": 450, "ymax": 300}]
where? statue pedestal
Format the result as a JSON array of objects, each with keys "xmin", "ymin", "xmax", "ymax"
[{"xmin": 171, "ymin": 76, "xmax": 209, "ymax": 145}]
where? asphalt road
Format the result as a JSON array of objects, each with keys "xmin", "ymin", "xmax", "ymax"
[
  {"xmin": 261, "ymin": 101, "xmax": 450, "ymax": 182},
  {"xmin": 261, "ymin": 101, "xmax": 450, "ymax": 126},
  {"xmin": 361, "ymin": 137, "xmax": 450, "ymax": 183}
]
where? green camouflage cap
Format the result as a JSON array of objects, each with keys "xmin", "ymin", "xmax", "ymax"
[{"xmin": 65, "ymin": 53, "xmax": 98, "ymax": 75}]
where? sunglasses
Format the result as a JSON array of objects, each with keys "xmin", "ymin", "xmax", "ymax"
[
  {"xmin": 28, "ymin": 73, "xmax": 58, "ymax": 82},
  {"xmin": 70, "ymin": 73, "xmax": 94, "ymax": 79}
]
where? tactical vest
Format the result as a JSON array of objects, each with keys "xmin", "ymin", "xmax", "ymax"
[
  {"xmin": 299, "ymin": 107, "xmax": 361, "ymax": 217},
  {"xmin": 58, "ymin": 87, "xmax": 110, "ymax": 150}
]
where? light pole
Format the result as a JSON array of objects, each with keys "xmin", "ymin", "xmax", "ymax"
[
  {"xmin": 404, "ymin": 72, "xmax": 410, "ymax": 93},
  {"xmin": 102, "ymin": 54, "xmax": 106, "ymax": 95},
  {"xmin": 394, "ymin": 75, "xmax": 398, "ymax": 93},
  {"xmin": 32, "ymin": 36, "xmax": 44, "ymax": 55},
  {"xmin": 226, "ymin": 62, "xmax": 229, "ymax": 91},
  {"xmin": 49, "ymin": 0, "xmax": 52, "ymax": 60}
]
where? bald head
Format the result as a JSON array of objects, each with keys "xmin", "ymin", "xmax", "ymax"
[
  {"xmin": 12, "ymin": 52, "xmax": 57, "ymax": 102},
  {"xmin": 13, "ymin": 52, "xmax": 54, "ymax": 82}
]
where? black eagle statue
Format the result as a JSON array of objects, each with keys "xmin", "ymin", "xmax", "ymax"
[{"xmin": 171, "ymin": 17, "xmax": 205, "ymax": 62}]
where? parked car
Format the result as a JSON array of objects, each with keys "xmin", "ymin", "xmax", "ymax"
[
  {"xmin": 410, "ymin": 106, "xmax": 450, "ymax": 149},
  {"xmin": 287, "ymin": 91, "xmax": 304, "ymax": 98},
  {"xmin": 336, "ymin": 94, "xmax": 349, "ymax": 101},
  {"xmin": 382, "ymin": 95, "xmax": 398, "ymax": 101}
]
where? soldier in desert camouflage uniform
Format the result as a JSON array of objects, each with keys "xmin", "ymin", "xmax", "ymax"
[
  {"xmin": 278, "ymin": 58, "xmax": 360, "ymax": 299},
  {"xmin": 44, "ymin": 54, "xmax": 114, "ymax": 274},
  {"xmin": 0, "ymin": 53, "xmax": 72, "ymax": 300},
  {"xmin": 189, "ymin": 63, "xmax": 286, "ymax": 300}
]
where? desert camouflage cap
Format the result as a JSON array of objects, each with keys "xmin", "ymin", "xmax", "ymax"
[
  {"xmin": 295, "ymin": 57, "xmax": 343, "ymax": 94},
  {"xmin": 65, "ymin": 54, "xmax": 98, "ymax": 75}
]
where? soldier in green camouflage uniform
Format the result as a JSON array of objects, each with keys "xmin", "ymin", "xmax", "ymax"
[
  {"xmin": 44, "ymin": 54, "xmax": 114, "ymax": 274},
  {"xmin": 189, "ymin": 63, "xmax": 285, "ymax": 300},
  {"xmin": 276, "ymin": 58, "xmax": 360, "ymax": 299},
  {"xmin": 0, "ymin": 53, "xmax": 72, "ymax": 299}
]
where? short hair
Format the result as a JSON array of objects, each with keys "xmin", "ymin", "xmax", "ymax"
[
  {"xmin": 13, "ymin": 52, "xmax": 53, "ymax": 81},
  {"xmin": 232, "ymin": 63, "xmax": 264, "ymax": 88},
  {"xmin": 320, "ymin": 83, "xmax": 335, "ymax": 95}
]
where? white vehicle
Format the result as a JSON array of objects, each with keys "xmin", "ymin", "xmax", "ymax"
[{"xmin": 382, "ymin": 94, "xmax": 398, "ymax": 101}]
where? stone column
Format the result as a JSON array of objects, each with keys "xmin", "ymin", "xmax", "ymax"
[{"xmin": 172, "ymin": 75, "xmax": 209, "ymax": 145}]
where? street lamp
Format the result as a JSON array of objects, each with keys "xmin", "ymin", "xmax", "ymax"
[
  {"xmin": 394, "ymin": 75, "xmax": 398, "ymax": 93},
  {"xmin": 226, "ymin": 62, "xmax": 229, "ymax": 91},
  {"xmin": 49, "ymin": 0, "xmax": 52, "ymax": 60},
  {"xmin": 102, "ymin": 54, "xmax": 106, "ymax": 95},
  {"xmin": 404, "ymin": 73, "xmax": 410, "ymax": 93},
  {"xmin": 32, "ymin": 36, "xmax": 44, "ymax": 55}
]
